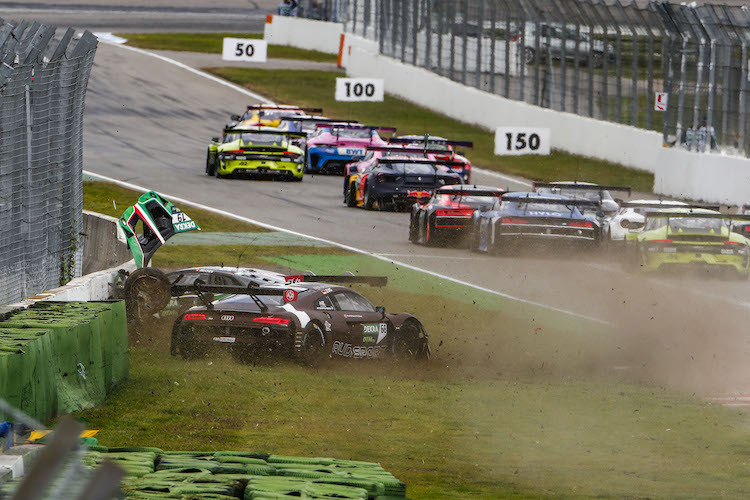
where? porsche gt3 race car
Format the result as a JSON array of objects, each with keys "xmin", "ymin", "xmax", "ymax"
[
  {"xmin": 469, "ymin": 192, "xmax": 602, "ymax": 253},
  {"xmin": 627, "ymin": 210, "xmax": 750, "ymax": 278},
  {"xmin": 353, "ymin": 158, "xmax": 464, "ymax": 211},
  {"xmin": 118, "ymin": 191, "xmax": 200, "ymax": 268},
  {"xmin": 208, "ymin": 128, "xmax": 306, "ymax": 181},
  {"xmin": 408, "ymin": 185, "xmax": 504, "ymax": 246},
  {"xmin": 305, "ymin": 123, "xmax": 396, "ymax": 174},
  {"xmin": 607, "ymin": 201, "xmax": 719, "ymax": 244},
  {"xmin": 228, "ymin": 104, "xmax": 323, "ymax": 129},
  {"xmin": 533, "ymin": 181, "xmax": 631, "ymax": 220},
  {"xmin": 389, "ymin": 135, "xmax": 474, "ymax": 183},
  {"xmin": 168, "ymin": 275, "xmax": 431, "ymax": 365}
]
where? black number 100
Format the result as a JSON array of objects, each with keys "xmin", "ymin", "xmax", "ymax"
[{"xmin": 345, "ymin": 82, "xmax": 375, "ymax": 97}]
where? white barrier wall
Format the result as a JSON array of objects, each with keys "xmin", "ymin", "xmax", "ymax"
[
  {"xmin": 264, "ymin": 15, "xmax": 343, "ymax": 55},
  {"xmin": 269, "ymin": 17, "xmax": 750, "ymax": 205}
]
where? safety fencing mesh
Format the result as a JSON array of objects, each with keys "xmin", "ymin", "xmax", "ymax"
[
  {"xmin": 0, "ymin": 20, "xmax": 98, "ymax": 305},
  {"xmin": 299, "ymin": 0, "xmax": 750, "ymax": 157}
]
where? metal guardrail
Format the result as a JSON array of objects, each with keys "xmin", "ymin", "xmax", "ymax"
[
  {"xmin": 0, "ymin": 20, "xmax": 98, "ymax": 305},
  {"xmin": 297, "ymin": 0, "xmax": 750, "ymax": 158}
]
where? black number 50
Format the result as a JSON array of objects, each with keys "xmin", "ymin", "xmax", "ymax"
[{"xmin": 235, "ymin": 43, "xmax": 254, "ymax": 57}]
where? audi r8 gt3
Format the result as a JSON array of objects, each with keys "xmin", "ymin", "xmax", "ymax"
[
  {"xmin": 389, "ymin": 135, "xmax": 474, "ymax": 183},
  {"xmin": 628, "ymin": 210, "xmax": 750, "ymax": 278},
  {"xmin": 305, "ymin": 123, "xmax": 396, "ymax": 175},
  {"xmin": 355, "ymin": 158, "xmax": 464, "ymax": 211},
  {"xmin": 208, "ymin": 128, "xmax": 306, "ymax": 181},
  {"xmin": 228, "ymin": 104, "xmax": 323, "ymax": 129},
  {"xmin": 532, "ymin": 181, "xmax": 631, "ymax": 221},
  {"xmin": 169, "ymin": 275, "xmax": 431, "ymax": 364},
  {"xmin": 409, "ymin": 185, "xmax": 504, "ymax": 246},
  {"xmin": 469, "ymin": 192, "xmax": 602, "ymax": 253},
  {"xmin": 119, "ymin": 191, "xmax": 200, "ymax": 269}
]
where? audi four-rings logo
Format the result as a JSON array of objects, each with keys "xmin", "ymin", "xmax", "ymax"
[{"xmin": 221, "ymin": 315, "xmax": 234, "ymax": 321}]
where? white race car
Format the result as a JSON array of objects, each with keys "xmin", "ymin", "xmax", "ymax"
[{"xmin": 607, "ymin": 200, "xmax": 688, "ymax": 241}]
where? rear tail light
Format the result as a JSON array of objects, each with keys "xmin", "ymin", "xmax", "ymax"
[
  {"xmin": 226, "ymin": 150, "xmax": 243, "ymax": 154},
  {"xmin": 724, "ymin": 241, "xmax": 742, "ymax": 245},
  {"xmin": 650, "ymin": 239, "xmax": 673, "ymax": 243},
  {"xmin": 253, "ymin": 316, "xmax": 290, "ymax": 326},
  {"xmin": 502, "ymin": 217, "xmax": 528, "ymax": 224},
  {"xmin": 184, "ymin": 313, "xmax": 206, "ymax": 321},
  {"xmin": 435, "ymin": 209, "xmax": 474, "ymax": 217},
  {"xmin": 568, "ymin": 221, "xmax": 592, "ymax": 228}
]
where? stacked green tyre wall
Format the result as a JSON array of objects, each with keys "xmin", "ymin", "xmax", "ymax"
[
  {"xmin": 2, "ymin": 447, "xmax": 409, "ymax": 499},
  {"xmin": 0, "ymin": 301, "xmax": 129, "ymax": 422}
]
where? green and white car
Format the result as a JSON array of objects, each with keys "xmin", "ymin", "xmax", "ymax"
[
  {"xmin": 628, "ymin": 209, "xmax": 750, "ymax": 278},
  {"xmin": 206, "ymin": 128, "xmax": 306, "ymax": 181}
]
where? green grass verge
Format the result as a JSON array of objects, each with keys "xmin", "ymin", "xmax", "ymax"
[
  {"xmin": 116, "ymin": 32, "xmax": 338, "ymax": 64},
  {"xmin": 205, "ymin": 67, "xmax": 654, "ymax": 192},
  {"xmin": 83, "ymin": 180, "xmax": 268, "ymax": 233}
]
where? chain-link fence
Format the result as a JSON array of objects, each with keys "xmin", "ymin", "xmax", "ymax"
[
  {"xmin": 0, "ymin": 20, "xmax": 98, "ymax": 305},
  {"xmin": 300, "ymin": 0, "xmax": 750, "ymax": 157}
]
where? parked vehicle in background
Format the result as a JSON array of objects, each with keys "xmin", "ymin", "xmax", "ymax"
[{"xmin": 512, "ymin": 22, "xmax": 615, "ymax": 66}]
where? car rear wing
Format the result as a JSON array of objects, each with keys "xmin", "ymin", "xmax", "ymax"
[
  {"xmin": 246, "ymin": 104, "xmax": 323, "ymax": 114},
  {"xmin": 621, "ymin": 201, "xmax": 720, "ymax": 210},
  {"xmin": 436, "ymin": 187, "xmax": 503, "ymax": 197},
  {"xmin": 283, "ymin": 117, "xmax": 358, "ymax": 124},
  {"xmin": 222, "ymin": 128, "xmax": 307, "ymax": 139},
  {"xmin": 501, "ymin": 194, "xmax": 601, "ymax": 208},
  {"xmin": 532, "ymin": 182, "xmax": 632, "ymax": 195},
  {"xmin": 318, "ymin": 124, "xmax": 397, "ymax": 133},
  {"xmin": 378, "ymin": 158, "xmax": 467, "ymax": 168},
  {"xmin": 365, "ymin": 145, "xmax": 449, "ymax": 156},
  {"xmin": 388, "ymin": 137, "xmax": 474, "ymax": 148},
  {"xmin": 644, "ymin": 212, "xmax": 750, "ymax": 221},
  {"xmin": 284, "ymin": 274, "xmax": 387, "ymax": 286}
]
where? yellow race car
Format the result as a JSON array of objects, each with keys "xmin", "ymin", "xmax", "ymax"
[
  {"xmin": 210, "ymin": 128, "xmax": 306, "ymax": 181},
  {"xmin": 231, "ymin": 104, "xmax": 323, "ymax": 128}
]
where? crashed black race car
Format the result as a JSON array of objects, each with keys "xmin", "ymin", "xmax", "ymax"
[{"xmin": 169, "ymin": 274, "xmax": 431, "ymax": 365}]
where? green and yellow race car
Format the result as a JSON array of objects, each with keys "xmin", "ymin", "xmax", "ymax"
[
  {"xmin": 206, "ymin": 128, "xmax": 306, "ymax": 181},
  {"xmin": 627, "ymin": 209, "xmax": 750, "ymax": 278}
]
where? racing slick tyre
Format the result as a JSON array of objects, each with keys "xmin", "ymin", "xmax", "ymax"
[
  {"xmin": 362, "ymin": 182, "xmax": 375, "ymax": 210},
  {"xmin": 300, "ymin": 322, "xmax": 327, "ymax": 367},
  {"xmin": 170, "ymin": 319, "xmax": 204, "ymax": 360},
  {"xmin": 346, "ymin": 184, "xmax": 358, "ymax": 208},
  {"xmin": 392, "ymin": 320, "xmax": 430, "ymax": 361},
  {"xmin": 205, "ymin": 150, "xmax": 216, "ymax": 176},
  {"xmin": 124, "ymin": 267, "xmax": 172, "ymax": 322}
]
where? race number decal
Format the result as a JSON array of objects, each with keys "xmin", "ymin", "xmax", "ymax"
[
  {"xmin": 335, "ymin": 78, "xmax": 384, "ymax": 102},
  {"xmin": 494, "ymin": 127, "xmax": 551, "ymax": 156},
  {"xmin": 222, "ymin": 38, "xmax": 268, "ymax": 62}
]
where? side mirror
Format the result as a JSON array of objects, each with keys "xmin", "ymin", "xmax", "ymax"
[
  {"xmin": 230, "ymin": 114, "xmax": 241, "ymax": 121},
  {"xmin": 211, "ymin": 137, "xmax": 220, "ymax": 143},
  {"xmin": 375, "ymin": 306, "xmax": 386, "ymax": 316}
]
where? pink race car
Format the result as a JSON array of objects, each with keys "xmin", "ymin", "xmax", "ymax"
[{"xmin": 305, "ymin": 123, "xmax": 396, "ymax": 175}]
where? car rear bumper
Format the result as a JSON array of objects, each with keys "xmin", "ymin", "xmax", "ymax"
[{"xmin": 220, "ymin": 160, "xmax": 303, "ymax": 179}]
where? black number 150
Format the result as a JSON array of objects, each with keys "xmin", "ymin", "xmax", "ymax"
[{"xmin": 505, "ymin": 132, "xmax": 541, "ymax": 151}]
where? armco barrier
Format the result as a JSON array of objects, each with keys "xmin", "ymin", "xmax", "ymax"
[
  {"xmin": 269, "ymin": 16, "xmax": 750, "ymax": 205},
  {"xmin": 0, "ymin": 301, "xmax": 129, "ymax": 423}
]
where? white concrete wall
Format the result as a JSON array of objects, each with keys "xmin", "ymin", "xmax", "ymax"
[{"xmin": 264, "ymin": 15, "xmax": 343, "ymax": 55}]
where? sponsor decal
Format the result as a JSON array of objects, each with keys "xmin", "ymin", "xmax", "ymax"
[
  {"xmin": 362, "ymin": 322, "xmax": 388, "ymax": 344},
  {"xmin": 283, "ymin": 289, "xmax": 298, "ymax": 302},
  {"xmin": 213, "ymin": 337, "xmax": 236, "ymax": 343},
  {"xmin": 332, "ymin": 341, "xmax": 386, "ymax": 359},
  {"xmin": 174, "ymin": 221, "xmax": 197, "ymax": 231},
  {"xmin": 407, "ymin": 190, "xmax": 431, "ymax": 199},
  {"xmin": 321, "ymin": 287, "xmax": 333, "ymax": 295},
  {"xmin": 220, "ymin": 315, "xmax": 235, "ymax": 321},
  {"xmin": 324, "ymin": 321, "xmax": 332, "ymax": 332},
  {"xmin": 338, "ymin": 147, "xmax": 365, "ymax": 156},
  {"xmin": 285, "ymin": 275, "xmax": 304, "ymax": 284}
]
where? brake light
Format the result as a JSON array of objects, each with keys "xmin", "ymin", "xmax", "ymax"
[
  {"xmin": 226, "ymin": 150, "xmax": 243, "ymax": 154},
  {"xmin": 502, "ymin": 217, "xmax": 528, "ymax": 224},
  {"xmin": 724, "ymin": 241, "xmax": 742, "ymax": 245},
  {"xmin": 435, "ymin": 209, "xmax": 474, "ymax": 217},
  {"xmin": 252, "ymin": 316, "xmax": 290, "ymax": 326},
  {"xmin": 620, "ymin": 219, "xmax": 631, "ymax": 229},
  {"xmin": 283, "ymin": 151, "xmax": 300, "ymax": 157},
  {"xmin": 650, "ymin": 239, "xmax": 672, "ymax": 243},
  {"xmin": 184, "ymin": 313, "xmax": 206, "ymax": 321},
  {"xmin": 568, "ymin": 221, "xmax": 592, "ymax": 228}
]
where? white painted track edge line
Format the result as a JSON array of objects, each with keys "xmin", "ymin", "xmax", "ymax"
[
  {"xmin": 83, "ymin": 170, "xmax": 610, "ymax": 326},
  {"xmin": 472, "ymin": 167, "xmax": 533, "ymax": 188}
]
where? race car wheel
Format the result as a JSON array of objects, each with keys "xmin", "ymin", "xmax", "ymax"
[
  {"xmin": 346, "ymin": 184, "xmax": 357, "ymax": 208},
  {"xmin": 205, "ymin": 150, "xmax": 216, "ymax": 176},
  {"xmin": 170, "ymin": 320, "xmax": 203, "ymax": 360},
  {"xmin": 392, "ymin": 320, "xmax": 430, "ymax": 361},
  {"xmin": 124, "ymin": 267, "xmax": 172, "ymax": 322},
  {"xmin": 363, "ymin": 182, "xmax": 375, "ymax": 210},
  {"xmin": 301, "ymin": 322, "xmax": 327, "ymax": 367}
]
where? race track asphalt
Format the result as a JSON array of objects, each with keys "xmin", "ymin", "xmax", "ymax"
[{"xmin": 84, "ymin": 41, "xmax": 750, "ymax": 393}]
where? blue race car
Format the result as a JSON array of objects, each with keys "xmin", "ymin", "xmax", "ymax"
[
  {"xmin": 305, "ymin": 123, "xmax": 395, "ymax": 175},
  {"xmin": 468, "ymin": 192, "xmax": 602, "ymax": 253}
]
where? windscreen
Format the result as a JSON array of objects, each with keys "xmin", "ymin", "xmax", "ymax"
[
  {"xmin": 331, "ymin": 127, "xmax": 373, "ymax": 139},
  {"xmin": 536, "ymin": 186, "xmax": 612, "ymax": 203},
  {"xmin": 511, "ymin": 201, "xmax": 577, "ymax": 213},
  {"xmin": 224, "ymin": 132, "xmax": 287, "ymax": 145}
]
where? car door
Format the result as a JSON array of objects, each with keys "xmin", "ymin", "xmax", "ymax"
[{"xmin": 329, "ymin": 290, "xmax": 388, "ymax": 352}]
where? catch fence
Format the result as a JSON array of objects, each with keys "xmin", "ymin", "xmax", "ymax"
[
  {"xmin": 0, "ymin": 20, "xmax": 98, "ymax": 305},
  {"xmin": 298, "ymin": 0, "xmax": 750, "ymax": 157}
]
